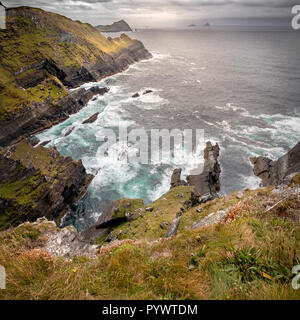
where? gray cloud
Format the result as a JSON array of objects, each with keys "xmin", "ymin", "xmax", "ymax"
[{"xmin": 5, "ymin": 0, "xmax": 295, "ymax": 27}]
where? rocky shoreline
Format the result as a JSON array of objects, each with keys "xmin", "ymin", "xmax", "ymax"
[
  {"xmin": 0, "ymin": 6, "xmax": 152, "ymax": 230},
  {"xmin": 0, "ymin": 6, "xmax": 152, "ymax": 147},
  {"xmin": 0, "ymin": 86, "xmax": 109, "ymax": 147}
]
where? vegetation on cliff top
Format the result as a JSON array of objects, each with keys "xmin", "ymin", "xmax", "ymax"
[
  {"xmin": 0, "ymin": 180, "xmax": 299, "ymax": 300},
  {"xmin": 0, "ymin": 6, "xmax": 139, "ymax": 120}
]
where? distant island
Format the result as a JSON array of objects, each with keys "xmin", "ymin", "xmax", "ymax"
[
  {"xmin": 96, "ymin": 19, "xmax": 132, "ymax": 32},
  {"xmin": 188, "ymin": 22, "xmax": 211, "ymax": 28}
]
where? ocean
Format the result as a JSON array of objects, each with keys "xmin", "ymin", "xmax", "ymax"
[{"xmin": 35, "ymin": 27, "xmax": 300, "ymax": 231}]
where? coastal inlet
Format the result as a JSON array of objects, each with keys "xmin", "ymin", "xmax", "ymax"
[{"xmin": 35, "ymin": 29, "xmax": 300, "ymax": 231}]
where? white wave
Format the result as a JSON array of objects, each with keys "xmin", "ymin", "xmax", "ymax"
[
  {"xmin": 137, "ymin": 93, "xmax": 168, "ymax": 106},
  {"xmin": 86, "ymin": 141, "xmax": 140, "ymax": 188},
  {"xmin": 147, "ymin": 168, "xmax": 173, "ymax": 201},
  {"xmin": 150, "ymin": 51, "xmax": 171, "ymax": 61},
  {"xmin": 240, "ymin": 174, "xmax": 261, "ymax": 190},
  {"xmin": 215, "ymin": 103, "xmax": 251, "ymax": 117}
]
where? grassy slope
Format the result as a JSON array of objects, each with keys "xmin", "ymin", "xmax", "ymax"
[
  {"xmin": 0, "ymin": 179, "xmax": 299, "ymax": 300},
  {"xmin": 0, "ymin": 7, "xmax": 136, "ymax": 120}
]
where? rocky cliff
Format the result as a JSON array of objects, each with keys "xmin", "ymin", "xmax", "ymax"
[
  {"xmin": 170, "ymin": 141, "xmax": 221, "ymax": 206},
  {"xmin": 251, "ymin": 141, "xmax": 300, "ymax": 187},
  {"xmin": 96, "ymin": 20, "xmax": 132, "ymax": 33},
  {"xmin": 0, "ymin": 140, "xmax": 93, "ymax": 230},
  {"xmin": 0, "ymin": 158, "xmax": 299, "ymax": 300},
  {"xmin": 0, "ymin": 7, "xmax": 151, "ymax": 146}
]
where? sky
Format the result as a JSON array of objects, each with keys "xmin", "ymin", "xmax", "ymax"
[{"xmin": 4, "ymin": 0, "xmax": 296, "ymax": 28}]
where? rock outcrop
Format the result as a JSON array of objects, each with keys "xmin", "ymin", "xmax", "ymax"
[
  {"xmin": 170, "ymin": 168, "xmax": 187, "ymax": 189},
  {"xmin": 165, "ymin": 216, "xmax": 182, "ymax": 238},
  {"xmin": 81, "ymin": 198, "xmax": 144, "ymax": 244},
  {"xmin": 82, "ymin": 112, "xmax": 99, "ymax": 124},
  {"xmin": 0, "ymin": 84, "xmax": 109, "ymax": 147},
  {"xmin": 190, "ymin": 208, "xmax": 231, "ymax": 230},
  {"xmin": 187, "ymin": 141, "xmax": 221, "ymax": 197},
  {"xmin": 170, "ymin": 142, "xmax": 221, "ymax": 205},
  {"xmin": 251, "ymin": 141, "xmax": 300, "ymax": 187},
  {"xmin": 0, "ymin": 140, "xmax": 93, "ymax": 230}
]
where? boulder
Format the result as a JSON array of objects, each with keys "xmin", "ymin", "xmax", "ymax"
[
  {"xmin": 132, "ymin": 93, "xmax": 140, "ymax": 98},
  {"xmin": 64, "ymin": 126, "xmax": 75, "ymax": 137},
  {"xmin": 82, "ymin": 112, "xmax": 99, "ymax": 124},
  {"xmin": 143, "ymin": 90, "xmax": 153, "ymax": 95},
  {"xmin": 165, "ymin": 216, "xmax": 182, "ymax": 238},
  {"xmin": 190, "ymin": 209, "xmax": 229, "ymax": 230},
  {"xmin": 39, "ymin": 140, "xmax": 51, "ymax": 146}
]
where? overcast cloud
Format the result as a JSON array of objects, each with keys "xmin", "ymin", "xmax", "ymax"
[{"xmin": 4, "ymin": 0, "xmax": 295, "ymax": 27}]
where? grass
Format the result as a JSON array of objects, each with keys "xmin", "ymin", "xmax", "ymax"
[{"xmin": 0, "ymin": 184, "xmax": 299, "ymax": 300}]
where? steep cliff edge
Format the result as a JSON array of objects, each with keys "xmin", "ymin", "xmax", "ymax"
[
  {"xmin": 0, "ymin": 140, "xmax": 93, "ymax": 230},
  {"xmin": 0, "ymin": 172, "xmax": 299, "ymax": 299},
  {"xmin": 0, "ymin": 6, "xmax": 151, "ymax": 146}
]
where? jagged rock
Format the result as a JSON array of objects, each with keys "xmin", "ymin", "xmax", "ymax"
[
  {"xmin": 250, "ymin": 141, "xmax": 300, "ymax": 187},
  {"xmin": 45, "ymin": 223, "xmax": 96, "ymax": 259},
  {"xmin": 26, "ymin": 217, "xmax": 97, "ymax": 259},
  {"xmin": 190, "ymin": 192, "xmax": 214, "ymax": 207},
  {"xmin": 170, "ymin": 168, "xmax": 187, "ymax": 189},
  {"xmin": 39, "ymin": 140, "xmax": 51, "ymax": 146},
  {"xmin": 132, "ymin": 93, "xmax": 140, "ymax": 98},
  {"xmin": 165, "ymin": 216, "xmax": 182, "ymax": 238},
  {"xmin": 82, "ymin": 112, "xmax": 99, "ymax": 124},
  {"xmin": 145, "ymin": 207, "xmax": 154, "ymax": 212},
  {"xmin": 187, "ymin": 141, "xmax": 221, "ymax": 197},
  {"xmin": 170, "ymin": 142, "xmax": 221, "ymax": 206},
  {"xmin": 143, "ymin": 90, "xmax": 153, "ymax": 95},
  {"xmin": 64, "ymin": 127, "xmax": 75, "ymax": 137}
]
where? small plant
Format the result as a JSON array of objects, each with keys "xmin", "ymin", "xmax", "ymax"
[
  {"xmin": 189, "ymin": 253, "xmax": 198, "ymax": 270},
  {"xmin": 219, "ymin": 246, "xmax": 292, "ymax": 283},
  {"xmin": 197, "ymin": 245, "xmax": 207, "ymax": 258}
]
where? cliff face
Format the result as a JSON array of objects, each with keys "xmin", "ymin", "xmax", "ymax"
[
  {"xmin": 170, "ymin": 142, "xmax": 221, "ymax": 206},
  {"xmin": 0, "ymin": 7, "xmax": 151, "ymax": 146},
  {"xmin": 96, "ymin": 20, "xmax": 132, "ymax": 32},
  {"xmin": 0, "ymin": 141, "xmax": 93, "ymax": 230},
  {"xmin": 251, "ymin": 141, "xmax": 300, "ymax": 187}
]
